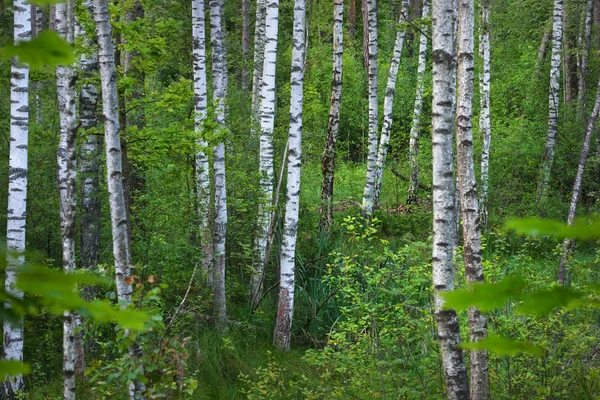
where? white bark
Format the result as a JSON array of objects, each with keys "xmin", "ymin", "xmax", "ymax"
[
  {"xmin": 93, "ymin": 0, "xmax": 132, "ymax": 307},
  {"xmin": 537, "ymin": 0, "xmax": 563, "ymax": 203},
  {"xmin": 252, "ymin": 0, "xmax": 267, "ymax": 113},
  {"xmin": 371, "ymin": 0, "xmax": 411, "ymax": 210},
  {"xmin": 4, "ymin": 0, "xmax": 31, "ymax": 395},
  {"xmin": 577, "ymin": 0, "xmax": 593, "ymax": 116},
  {"xmin": 407, "ymin": 0, "xmax": 431, "ymax": 205},
  {"xmin": 251, "ymin": 0, "xmax": 279, "ymax": 305},
  {"xmin": 192, "ymin": 0, "xmax": 213, "ymax": 286},
  {"xmin": 456, "ymin": 0, "xmax": 489, "ymax": 397},
  {"xmin": 558, "ymin": 77, "xmax": 600, "ymax": 284},
  {"xmin": 210, "ymin": 0, "xmax": 228, "ymax": 330},
  {"xmin": 431, "ymin": 0, "xmax": 469, "ymax": 398},
  {"xmin": 320, "ymin": 0, "xmax": 344, "ymax": 229},
  {"xmin": 273, "ymin": 0, "xmax": 306, "ymax": 351},
  {"xmin": 56, "ymin": 1, "xmax": 78, "ymax": 397},
  {"xmin": 78, "ymin": 0, "xmax": 100, "ymax": 273},
  {"xmin": 75, "ymin": 0, "xmax": 99, "ymax": 377},
  {"xmin": 479, "ymin": 0, "xmax": 491, "ymax": 228},
  {"xmin": 93, "ymin": 0, "xmax": 145, "ymax": 397},
  {"xmin": 361, "ymin": 0, "xmax": 379, "ymax": 215}
]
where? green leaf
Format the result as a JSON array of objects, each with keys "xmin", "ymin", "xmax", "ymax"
[
  {"xmin": 0, "ymin": 360, "xmax": 31, "ymax": 380},
  {"xmin": 505, "ymin": 218, "xmax": 600, "ymax": 240},
  {"xmin": 516, "ymin": 287, "xmax": 585, "ymax": 316},
  {"xmin": 460, "ymin": 334, "xmax": 545, "ymax": 356},
  {"xmin": 2, "ymin": 31, "xmax": 75, "ymax": 69},
  {"xmin": 442, "ymin": 277, "xmax": 527, "ymax": 312}
]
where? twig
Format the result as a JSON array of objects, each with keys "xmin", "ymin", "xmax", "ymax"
[
  {"xmin": 163, "ymin": 261, "xmax": 199, "ymax": 338},
  {"xmin": 390, "ymin": 167, "xmax": 431, "ymax": 191},
  {"xmin": 302, "ymin": 288, "xmax": 340, "ymax": 331},
  {"xmin": 250, "ymin": 280, "xmax": 281, "ymax": 315}
]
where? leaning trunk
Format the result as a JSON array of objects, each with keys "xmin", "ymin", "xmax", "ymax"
[
  {"xmin": 456, "ymin": 0, "xmax": 489, "ymax": 397},
  {"xmin": 407, "ymin": 0, "xmax": 431, "ymax": 205},
  {"xmin": 251, "ymin": 0, "xmax": 280, "ymax": 306},
  {"xmin": 4, "ymin": 0, "xmax": 31, "ymax": 395},
  {"xmin": 320, "ymin": 0, "xmax": 344, "ymax": 230},
  {"xmin": 273, "ymin": 0, "xmax": 306, "ymax": 351},
  {"xmin": 241, "ymin": 0, "xmax": 250, "ymax": 90},
  {"xmin": 372, "ymin": 0, "xmax": 411, "ymax": 209},
  {"xmin": 361, "ymin": 0, "xmax": 379, "ymax": 216},
  {"xmin": 537, "ymin": 0, "xmax": 564, "ymax": 203},
  {"xmin": 210, "ymin": 0, "xmax": 228, "ymax": 330},
  {"xmin": 558, "ymin": 77, "xmax": 600, "ymax": 284},
  {"xmin": 431, "ymin": 0, "xmax": 470, "ymax": 397}
]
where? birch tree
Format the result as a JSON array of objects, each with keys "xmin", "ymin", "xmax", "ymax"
[
  {"xmin": 407, "ymin": 0, "xmax": 431, "ymax": 205},
  {"xmin": 75, "ymin": 0, "xmax": 100, "ymax": 376},
  {"xmin": 192, "ymin": 0, "xmax": 213, "ymax": 286},
  {"xmin": 93, "ymin": 0, "xmax": 145, "ymax": 396},
  {"xmin": 537, "ymin": 0, "xmax": 563, "ymax": 203},
  {"xmin": 320, "ymin": 0, "xmax": 343, "ymax": 230},
  {"xmin": 372, "ymin": 0, "xmax": 411, "ymax": 209},
  {"xmin": 273, "ymin": 0, "xmax": 306, "ymax": 351},
  {"xmin": 479, "ymin": 0, "xmax": 491, "ymax": 227},
  {"xmin": 251, "ymin": 0, "xmax": 279, "ymax": 305},
  {"xmin": 210, "ymin": 0, "xmax": 228, "ymax": 330},
  {"xmin": 242, "ymin": 0, "xmax": 250, "ymax": 90},
  {"xmin": 251, "ymin": 0, "xmax": 267, "ymax": 113},
  {"xmin": 456, "ymin": 0, "xmax": 489, "ymax": 397},
  {"xmin": 431, "ymin": 0, "xmax": 470, "ymax": 397},
  {"xmin": 558, "ymin": 77, "xmax": 600, "ymax": 284},
  {"xmin": 56, "ymin": 1, "xmax": 78, "ymax": 397},
  {"xmin": 361, "ymin": 0, "xmax": 379, "ymax": 216},
  {"xmin": 577, "ymin": 0, "xmax": 593, "ymax": 116},
  {"xmin": 4, "ymin": 0, "xmax": 31, "ymax": 395}
]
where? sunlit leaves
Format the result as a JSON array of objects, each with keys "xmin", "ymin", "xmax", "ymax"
[
  {"xmin": 460, "ymin": 335, "xmax": 545, "ymax": 356},
  {"xmin": 505, "ymin": 218, "xmax": 600, "ymax": 240},
  {"xmin": 442, "ymin": 276, "xmax": 527, "ymax": 312},
  {"xmin": 0, "ymin": 361, "xmax": 30, "ymax": 381},
  {"xmin": 2, "ymin": 31, "xmax": 74, "ymax": 69},
  {"xmin": 515, "ymin": 287, "xmax": 585, "ymax": 316}
]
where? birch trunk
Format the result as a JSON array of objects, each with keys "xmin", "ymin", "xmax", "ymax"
[
  {"xmin": 251, "ymin": 0, "xmax": 267, "ymax": 113},
  {"xmin": 76, "ymin": 0, "xmax": 99, "ymax": 377},
  {"xmin": 193, "ymin": 0, "xmax": 213, "ymax": 286},
  {"xmin": 56, "ymin": 2, "xmax": 78, "ymax": 397},
  {"xmin": 210, "ymin": 0, "xmax": 228, "ymax": 330},
  {"xmin": 372, "ymin": 0, "xmax": 411, "ymax": 209},
  {"xmin": 4, "ymin": 0, "xmax": 31, "ymax": 395},
  {"xmin": 431, "ymin": 0, "xmax": 470, "ymax": 397},
  {"xmin": 93, "ymin": 0, "xmax": 145, "ymax": 396},
  {"xmin": 479, "ymin": 0, "xmax": 491, "ymax": 228},
  {"xmin": 361, "ymin": 0, "xmax": 379, "ymax": 216},
  {"xmin": 558, "ymin": 77, "xmax": 600, "ymax": 284},
  {"xmin": 456, "ymin": 0, "xmax": 489, "ymax": 397},
  {"xmin": 242, "ymin": 0, "xmax": 250, "ymax": 90},
  {"xmin": 407, "ymin": 0, "xmax": 431, "ymax": 205},
  {"xmin": 273, "ymin": 0, "xmax": 306, "ymax": 351},
  {"xmin": 537, "ymin": 0, "xmax": 563, "ymax": 203},
  {"xmin": 251, "ymin": 0, "xmax": 279, "ymax": 306},
  {"xmin": 320, "ymin": 0, "xmax": 343, "ymax": 230},
  {"xmin": 78, "ymin": 0, "xmax": 100, "ymax": 274},
  {"xmin": 577, "ymin": 0, "xmax": 593, "ymax": 116}
]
